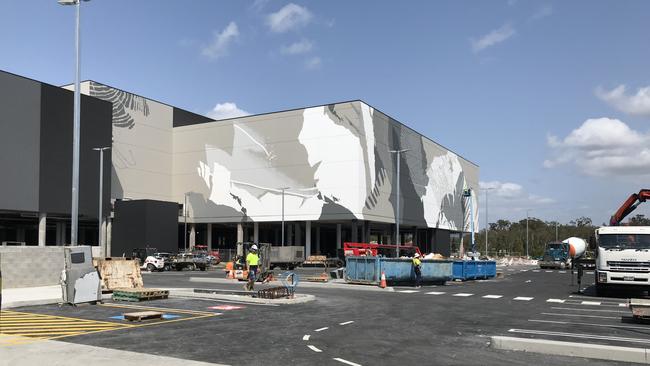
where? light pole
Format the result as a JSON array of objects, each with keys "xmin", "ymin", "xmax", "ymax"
[
  {"xmin": 93, "ymin": 147, "xmax": 109, "ymax": 256},
  {"xmin": 59, "ymin": 0, "xmax": 90, "ymax": 245},
  {"xmin": 526, "ymin": 209, "xmax": 532, "ymax": 258},
  {"xmin": 389, "ymin": 149, "xmax": 409, "ymax": 257},
  {"xmin": 481, "ymin": 187, "xmax": 495, "ymax": 257},
  {"xmin": 279, "ymin": 187, "xmax": 290, "ymax": 246}
]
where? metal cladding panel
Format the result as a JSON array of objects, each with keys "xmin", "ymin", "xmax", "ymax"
[
  {"xmin": 38, "ymin": 84, "xmax": 112, "ymax": 218},
  {"xmin": 173, "ymin": 101, "xmax": 479, "ymax": 231},
  {"xmin": 0, "ymin": 71, "xmax": 41, "ymax": 212}
]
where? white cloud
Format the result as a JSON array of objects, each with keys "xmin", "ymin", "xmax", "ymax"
[
  {"xmin": 267, "ymin": 3, "xmax": 312, "ymax": 33},
  {"xmin": 545, "ymin": 117, "xmax": 650, "ymax": 176},
  {"xmin": 201, "ymin": 22, "xmax": 239, "ymax": 60},
  {"xmin": 530, "ymin": 4, "xmax": 553, "ymax": 21},
  {"xmin": 479, "ymin": 181, "xmax": 555, "ymax": 219},
  {"xmin": 281, "ymin": 39, "xmax": 313, "ymax": 55},
  {"xmin": 596, "ymin": 85, "xmax": 650, "ymax": 116},
  {"xmin": 207, "ymin": 102, "xmax": 250, "ymax": 120},
  {"xmin": 480, "ymin": 181, "xmax": 524, "ymax": 199},
  {"xmin": 305, "ymin": 56, "xmax": 321, "ymax": 69},
  {"xmin": 471, "ymin": 23, "xmax": 516, "ymax": 53}
]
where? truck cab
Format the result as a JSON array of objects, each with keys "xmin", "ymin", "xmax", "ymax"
[
  {"xmin": 594, "ymin": 226, "xmax": 650, "ymax": 296},
  {"xmin": 540, "ymin": 241, "xmax": 570, "ymax": 269}
]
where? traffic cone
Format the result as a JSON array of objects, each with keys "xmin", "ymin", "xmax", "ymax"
[
  {"xmin": 227, "ymin": 270, "xmax": 234, "ymax": 279},
  {"xmin": 379, "ymin": 271, "xmax": 387, "ymax": 288}
]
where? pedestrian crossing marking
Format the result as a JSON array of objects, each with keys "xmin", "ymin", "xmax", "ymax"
[
  {"xmin": 514, "ymin": 297, "xmax": 534, "ymax": 301},
  {"xmin": 581, "ymin": 301, "xmax": 601, "ymax": 306},
  {"xmin": 398, "ymin": 290, "xmax": 420, "ymax": 293},
  {"xmin": 547, "ymin": 299, "xmax": 565, "ymax": 303},
  {"xmin": 483, "ymin": 295, "xmax": 502, "ymax": 299},
  {"xmin": 425, "ymin": 291, "xmax": 446, "ymax": 295},
  {"xmin": 532, "ymin": 270, "xmax": 540, "ymax": 272},
  {"xmin": 453, "ymin": 293, "xmax": 474, "ymax": 297}
]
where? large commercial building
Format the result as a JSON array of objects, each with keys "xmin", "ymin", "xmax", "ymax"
[{"xmin": 0, "ymin": 70, "xmax": 479, "ymax": 258}]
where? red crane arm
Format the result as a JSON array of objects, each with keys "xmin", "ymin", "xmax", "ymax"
[{"xmin": 610, "ymin": 189, "xmax": 650, "ymax": 226}]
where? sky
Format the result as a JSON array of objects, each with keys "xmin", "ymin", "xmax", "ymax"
[{"xmin": 1, "ymin": 0, "xmax": 649, "ymax": 227}]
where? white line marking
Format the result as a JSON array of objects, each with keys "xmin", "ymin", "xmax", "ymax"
[
  {"xmin": 546, "ymin": 299, "xmax": 565, "ymax": 303},
  {"xmin": 581, "ymin": 301, "xmax": 601, "ymax": 306},
  {"xmin": 303, "ymin": 335, "xmax": 310, "ymax": 341},
  {"xmin": 398, "ymin": 290, "xmax": 420, "ymax": 293},
  {"xmin": 529, "ymin": 319, "xmax": 650, "ymax": 330},
  {"xmin": 545, "ymin": 270, "xmax": 553, "ymax": 273},
  {"xmin": 619, "ymin": 303, "xmax": 628, "ymax": 307},
  {"xmin": 507, "ymin": 269, "xmax": 515, "ymax": 271},
  {"xmin": 453, "ymin": 293, "xmax": 474, "ymax": 297},
  {"xmin": 559, "ymin": 271, "xmax": 566, "ymax": 273},
  {"xmin": 532, "ymin": 270, "xmax": 540, "ymax": 273},
  {"xmin": 520, "ymin": 269, "xmax": 528, "ymax": 272},
  {"xmin": 550, "ymin": 306, "xmax": 628, "ymax": 314},
  {"xmin": 514, "ymin": 297, "xmax": 534, "ymax": 301},
  {"xmin": 525, "ymin": 280, "xmax": 532, "ymax": 283},
  {"xmin": 586, "ymin": 271, "xmax": 594, "ymax": 275},
  {"xmin": 540, "ymin": 312, "xmax": 619, "ymax": 319},
  {"xmin": 508, "ymin": 328, "xmax": 650, "ymax": 345},
  {"xmin": 339, "ymin": 321, "xmax": 354, "ymax": 326},
  {"xmin": 483, "ymin": 295, "xmax": 503, "ymax": 299},
  {"xmin": 333, "ymin": 358, "xmax": 362, "ymax": 366},
  {"xmin": 314, "ymin": 327, "xmax": 329, "ymax": 332},
  {"xmin": 307, "ymin": 345, "xmax": 322, "ymax": 353},
  {"xmin": 425, "ymin": 291, "xmax": 446, "ymax": 295}
]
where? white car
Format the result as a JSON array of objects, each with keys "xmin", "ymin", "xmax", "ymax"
[{"xmin": 140, "ymin": 256, "xmax": 165, "ymax": 272}]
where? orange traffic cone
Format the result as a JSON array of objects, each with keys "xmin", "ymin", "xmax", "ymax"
[
  {"xmin": 379, "ymin": 271, "xmax": 387, "ymax": 288},
  {"xmin": 227, "ymin": 270, "xmax": 234, "ymax": 279}
]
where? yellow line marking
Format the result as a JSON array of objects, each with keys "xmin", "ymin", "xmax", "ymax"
[
  {"xmin": 0, "ymin": 310, "xmax": 133, "ymax": 328},
  {"xmin": 1, "ymin": 325, "xmax": 123, "ymax": 330}
]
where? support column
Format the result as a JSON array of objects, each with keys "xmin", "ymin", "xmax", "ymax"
[
  {"xmin": 295, "ymin": 223, "xmax": 302, "ymax": 246},
  {"xmin": 316, "ymin": 225, "xmax": 321, "ymax": 254},
  {"xmin": 56, "ymin": 222, "xmax": 63, "ymax": 245},
  {"xmin": 336, "ymin": 223, "xmax": 342, "ymax": 250},
  {"xmin": 100, "ymin": 219, "xmax": 107, "ymax": 256},
  {"xmin": 305, "ymin": 221, "xmax": 312, "ymax": 258},
  {"xmin": 351, "ymin": 221, "xmax": 358, "ymax": 243},
  {"xmin": 190, "ymin": 223, "xmax": 196, "ymax": 250},
  {"xmin": 237, "ymin": 223, "xmax": 244, "ymax": 243},
  {"xmin": 16, "ymin": 227, "xmax": 25, "ymax": 244},
  {"xmin": 364, "ymin": 221, "xmax": 371, "ymax": 243},
  {"xmin": 38, "ymin": 213, "xmax": 46, "ymax": 247},
  {"xmin": 253, "ymin": 222, "xmax": 259, "ymax": 243},
  {"xmin": 106, "ymin": 219, "xmax": 112, "ymax": 256},
  {"xmin": 207, "ymin": 223, "xmax": 213, "ymax": 251}
]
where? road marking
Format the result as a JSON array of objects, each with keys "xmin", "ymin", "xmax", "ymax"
[
  {"xmin": 333, "ymin": 358, "xmax": 362, "ymax": 366},
  {"xmin": 545, "ymin": 271, "xmax": 553, "ymax": 273},
  {"xmin": 307, "ymin": 345, "xmax": 322, "ymax": 353},
  {"xmin": 550, "ymin": 306, "xmax": 628, "ymax": 314},
  {"xmin": 532, "ymin": 270, "xmax": 540, "ymax": 273},
  {"xmin": 315, "ymin": 327, "xmax": 329, "ymax": 332},
  {"xmin": 482, "ymin": 295, "xmax": 503, "ymax": 299},
  {"xmin": 303, "ymin": 335, "xmax": 310, "ymax": 341},
  {"xmin": 513, "ymin": 297, "xmax": 534, "ymax": 301},
  {"xmin": 540, "ymin": 312, "xmax": 619, "ymax": 319},
  {"xmin": 508, "ymin": 328, "xmax": 650, "ymax": 345},
  {"xmin": 453, "ymin": 293, "xmax": 474, "ymax": 297},
  {"xmin": 546, "ymin": 299, "xmax": 565, "ymax": 303},
  {"xmin": 529, "ymin": 319, "xmax": 650, "ymax": 330},
  {"xmin": 586, "ymin": 271, "xmax": 594, "ymax": 275},
  {"xmin": 525, "ymin": 280, "xmax": 532, "ymax": 283},
  {"xmin": 425, "ymin": 291, "xmax": 446, "ymax": 295},
  {"xmin": 559, "ymin": 271, "xmax": 566, "ymax": 273},
  {"xmin": 397, "ymin": 290, "xmax": 419, "ymax": 293},
  {"xmin": 581, "ymin": 301, "xmax": 601, "ymax": 306},
  {"xmin": 619, "ymin": 303, "xmax": 628, "ymax": 307},
  {"xmin": 520, "ymin": 270, "xmax": 528, "ymax": 272},
  {"xmin": 339, "ymin": 321, "xmax": 354, "ymax": 326},
  {"xmin": 507, "ymin": 269, "xmax": 515, "ymax": 271}
]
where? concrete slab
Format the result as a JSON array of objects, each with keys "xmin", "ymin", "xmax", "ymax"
[
  {"xmin": 491, "ymin": 336, "xmax": 649, "ymax": 364},
  {"xmin": 1, "ymin": 285, "xmax": 61, "ymax": 308},
  {"xmin": 0, "ymin": 337, "xmax": 230, "ymax": 366}
]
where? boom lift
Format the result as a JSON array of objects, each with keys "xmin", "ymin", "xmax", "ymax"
[{"xmin": 609, "ymin": 189, "xmax": 650, "ymax": 226}]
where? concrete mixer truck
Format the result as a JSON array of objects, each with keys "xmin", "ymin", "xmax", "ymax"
[{"xmin": 539, "ymin": 237, "xmax": 586, "ymax": 269}]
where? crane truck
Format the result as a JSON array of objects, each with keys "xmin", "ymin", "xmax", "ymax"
[{"xmin": 594, "ymin": 189, "xmax": 650, "ymax": 296}]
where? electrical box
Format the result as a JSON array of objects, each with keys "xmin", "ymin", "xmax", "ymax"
[{"xmin": 61, "ymin": 246, "xmax": 101, "ymax": 305}]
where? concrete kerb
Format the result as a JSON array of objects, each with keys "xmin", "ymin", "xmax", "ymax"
[
  {"xmin": 188, "ymin": 276, "xmax": 396, "ymax": 292},
  {"xmin": 491, "ymin": 336, "xmax": 650, "ymax": 364},
  {"xmin": 168, "ymin": 289, "xmax": 316, "ymax": 305}
]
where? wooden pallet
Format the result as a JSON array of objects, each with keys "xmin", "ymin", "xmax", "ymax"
[
  {"xmin": 123, "ymin": 311, "xmax": 163, "ymax": 322},
  {"xmin": 112, "ymin": 288, "xmax": 169, "ymax": 302}
]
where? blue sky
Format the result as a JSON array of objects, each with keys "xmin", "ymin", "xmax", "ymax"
[{"xmin": 1, "ymin": 0, "xmax": 649, "ymax": 226}]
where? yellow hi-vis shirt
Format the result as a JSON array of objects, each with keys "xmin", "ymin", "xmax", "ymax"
[
  {"xmin": 412, "ymin": 257, "xmax": 421, "ymax": 267},
  {"xmin": 246, "ymin": 252, "xmax": 260, "ymax": 266}
]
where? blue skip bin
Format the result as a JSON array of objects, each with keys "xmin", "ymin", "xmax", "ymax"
[
  {"xmin": 452, "ymin": 260, "xmax": 497, "ymax": 281},
  {"xmin": 345, "ymin": 257, "xmax": 452, "ymax": 285}
]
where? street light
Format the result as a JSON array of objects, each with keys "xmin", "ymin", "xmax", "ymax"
[
  {"xmin": 278, "ymin": 187, "xmax": 290, "ymax": 246},
  {"xmin": 389, "ymin": 149, "xmax": 409, "ymax": 257},
  {"xmin": 93, "ymin": 147, "xmax": 109, "ymax": 256},
  {"xmin": 59, "ymin": 0, "xmax": 90, "ymax": 245},
  {"xmin": 481, "ymin": 187, "xmax": 495, "ymax": 257},
  {"xmin": 526, "ymin": 209, "xmax": 532, "ymax": 258}
]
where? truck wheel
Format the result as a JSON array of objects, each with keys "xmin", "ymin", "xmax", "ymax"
[{"xmin": 146, "ymin": 264, "xmax": 155, "ymax": 272}]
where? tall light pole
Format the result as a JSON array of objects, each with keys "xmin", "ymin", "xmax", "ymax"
[
  {"xmin": 481, "ymin": 187, "xmax": 495, "ymax": 257},
  {"xmin": 93, "ymin": 147, "xmax": 109, "ymax": 255},
  {"xmin": 389, "ymin": 149, "xmax": 409, "ymax": 257},
  {"xmin": 526, "ymin": 209, "xmax": 532, "ymax": 258},
  {"xmin": 59, "ymin": 0, "xmax": 90, "ymax": 245},
  {"xmin": 279, "ymin": 187, "xmax": 290, "ymax": 246}
]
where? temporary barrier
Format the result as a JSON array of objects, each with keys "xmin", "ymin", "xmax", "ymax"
[
  {"xmin": 345, "ymin": 257, "xmax": 452, "ymax": 285},
  {"xmin": 452, "ymin": 260, "xmax": 497, "ymax": 281}
]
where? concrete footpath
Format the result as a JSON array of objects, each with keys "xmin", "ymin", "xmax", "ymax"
[
  {"xmin": 0, "ymin": 336, "xmax": 230, "ymax": 366},
  {"xmin": 1, "ymin": 285, "xmax": 61, "ymax": 308}
]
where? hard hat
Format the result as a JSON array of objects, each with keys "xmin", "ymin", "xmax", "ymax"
[
  {"xmin": 414, "ymin": 253, "xmax": 421, "ymax": 257},
  {"xmin": 251, "ymin": 244, "xmax": 258, "ymax": 251}
]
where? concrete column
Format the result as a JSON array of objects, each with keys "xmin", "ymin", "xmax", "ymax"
[
  {"xmin": 351, "ymin": 221, "xmax": 358, "ymax": 243},
  {"xmin": 38, "ymin": 213, "xmax": 46, "ymax": 246},
  {"xmin": 295, "ymin": 223, "xmax": 302, "ymax": 246},
  {"xmin": 190, "ymin": 223, "xmax": 196, "ymax": 249},
  {"xmin": 207, "ymin": 223, "xmax": 213, "ymax": 251},
  {"xmin": 316, "ymin": 225, "xmax": 321, "ymax": 254},
  {"xmin": 100, "ymin": 219, "xmax": 107, "ymax": 256},
  {"xmin": 364, "ymin": 221, "xmax": 371, "ymax": 243},
  {"xmin": 106, "ymin": 219, "xmax": 112, "ymax": 256},
  {"xmin": 253, "ymin": 222, "xmax": 259, "ymax": 243},
  {"xmin": 237, "ymin": 223, "xmax": 244, "ymax": 243},
  {"xmin": 305, "ymin": 221, "xmax": 312, "ymax": 258},
  {"xmin": 336, "ymin": 223, "xmax": 342, "ymax": 250}
]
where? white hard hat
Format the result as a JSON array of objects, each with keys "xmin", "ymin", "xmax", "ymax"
[
  {"xmin": 414, "ymin": 253, "xmax": 421, "ymax": 257},
  {"xmin": 251, "ymin": 244, "xmax": 258, "ymax": 251}
]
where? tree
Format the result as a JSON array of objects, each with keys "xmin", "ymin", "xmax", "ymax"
[{"xmin": 628, "ymin": 214, "xmax": 650, "ymax": 226}]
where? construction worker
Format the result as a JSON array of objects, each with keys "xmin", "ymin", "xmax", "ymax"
[
  {"xmin": 245, "ymin": 244, "xmax": 260, "ymax": 291},
  {"xmin": 413, "ymin": 252, "xmax": 422, "ymax": 288}
]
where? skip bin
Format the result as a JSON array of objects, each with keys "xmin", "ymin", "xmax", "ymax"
[
  {"xmin": 452, "ymin": 260, "xmax": 497, "ymax": 280},
  {"xmin": 345, "ymin": 257, "xmax": 452, "ymax": 285},
  {"xmin": 345, "ymin": 256, "xmax": 380, "ymax": 284}
]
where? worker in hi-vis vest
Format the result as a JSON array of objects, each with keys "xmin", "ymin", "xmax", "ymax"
[
  {"xmin": 412, "ymin": 252, "xmax": 422, "ymax": 288},
  {"xmin": 245, "ymin": 245, "xmax": 260, "ymax": 291}
]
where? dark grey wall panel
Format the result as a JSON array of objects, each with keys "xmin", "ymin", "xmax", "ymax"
[
  {"xmin": 0, "ymin": 71, "xmax": 41, "ymax": 212},
  {"xmin": 39, "ymin": 84, "xmax": 112, "ymax": 218},
  {"xmin": 112, "ymin": 199, "xmax": 179, "ymax": 256},
  {"xmin": 173, "ymin": 107, "xmax": 214, "ymax": 127}
]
